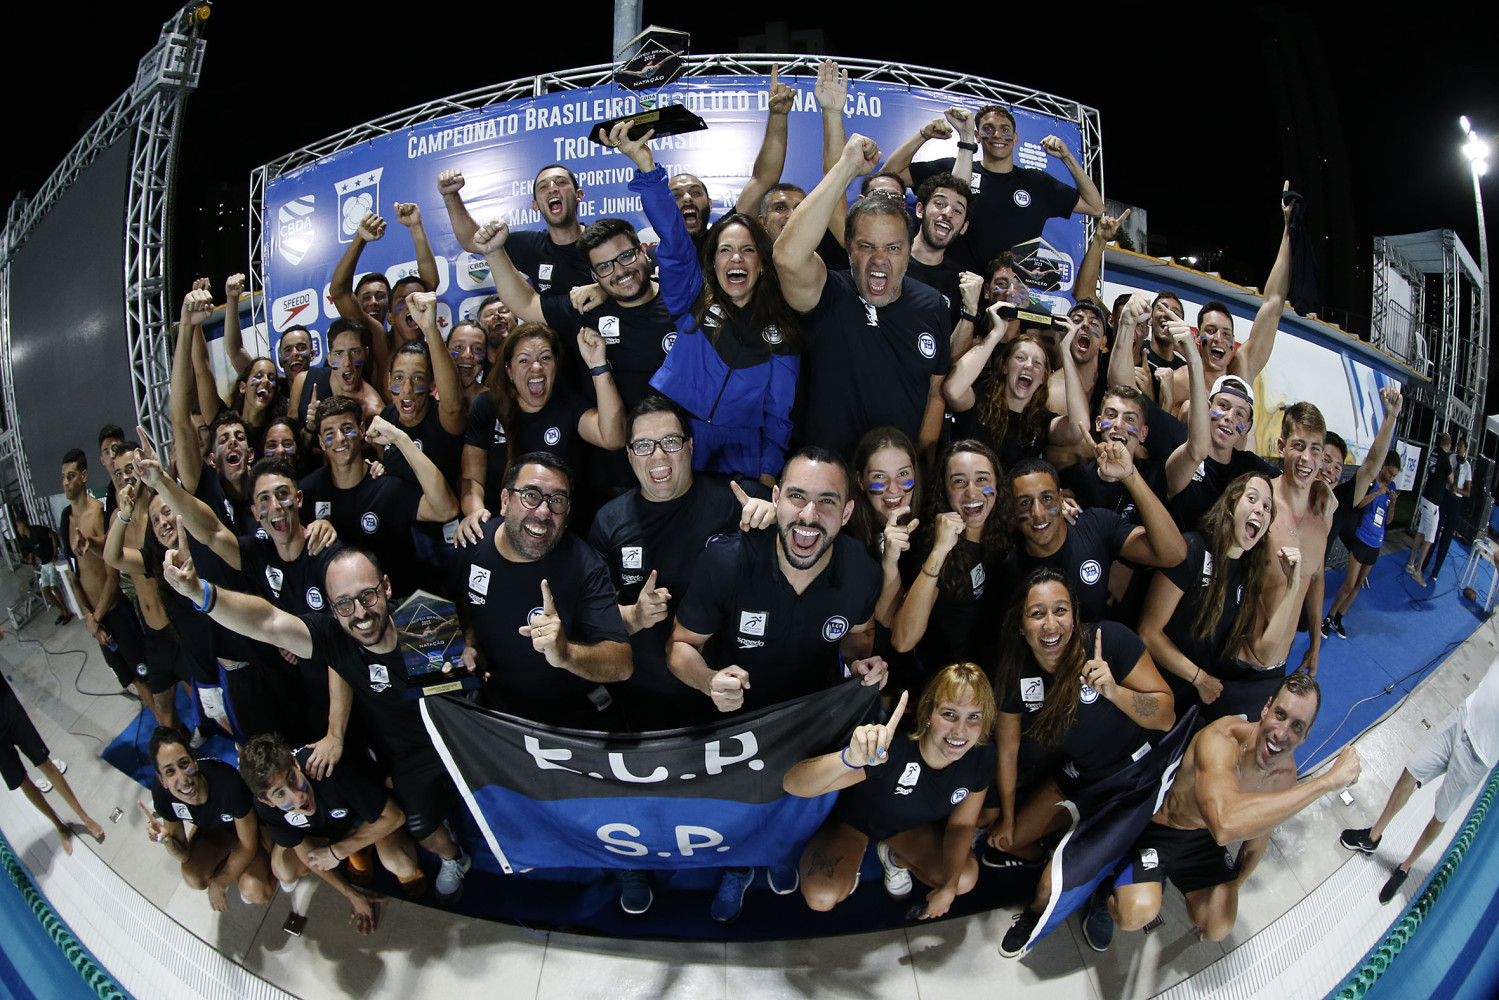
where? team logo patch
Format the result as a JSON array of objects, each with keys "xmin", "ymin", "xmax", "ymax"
[
  {"xmin": 315, "ymin": 501, "xmax": 331, "ymax": 519},
  {"xmin": 598, "ymin": 316, "xmax": 621, "ymax": 344},
  {"xmin": 265, "ymin": 567, "xmax": 284, "ymax": 596},
  {"xmin": 1079, "ymin": 684, "xmax": 1099, "ymax": 704},
  {"xmin": 335, "ymin": 167, "xmax": 384, "ymax": 244},
  {"xmin": 306, "ymin": 588, "xmax": 324, "ymax": 610},
  {"xmin": 621, "ymin": 546, "xmax": 643, "ymax": 569},
  {"xmin": 1140, "ymin": 847, "xmax": 1159, "ymax": 870},
  {"xmin": 219, "ymin": 813, "xmax": 234, "ymax": 824},
  {"xmin": 255, "ymin": 527, "xmax": 268, "ymax": 540},
  {"xmin": 662, "ymin": 332, "xmax": 677, "ymax": 353},
  {"xmin": 537, "ymin": 263, "xmax": 554, "ymax": 280},
  {"xmin": 360, "ymin": 512, "xmax": 379, "ymax": 533},
  {"xmin": 544, "ymin": 426, "xmax": 561, "ymax": 446},
  {"xmin": 950, "ymin": 787, "xmax": 970, "ymax": 805},
  {"xmin": 286, "ymin": 812, "xmax": 310, "ymax": 828},
  {"xmin": 970, "ymin": 562, "xmax": 986, "ymax": 594},
  {"xmin": 368, "ymin": 663, "xmax": 390, "ymax": 693},
  {"xmin": 739, "ymin": 610, "xmax": 767, "ymax": 636},
  {"xmin": 276, "ymin": 196, "xmax": 315, "ymax": 266},
  {"xmin": 527, "ymin": 606, "xmax": 546, "ymax": 624},
  {"xmin": 468, "ymin": 566, "xmax": 491, "ymax": 595},
  {"xmin": 1013, "ymin": 189, "xmax": 1032, "ymax": 208},
  {"xmin": 172, "ymin": 802, "xmax": 192, "ymax": 821},
  {"xmin": 1022, "ymin": 676, "xmax": 1045, "ymax": 709},
  {"xmin": 761, "ymin": 325, "xmax": 783, "ymax": 346},
  {"xmin": 1079, "ymin": 559, "xmax": 1102, "ymax": 585},
  {"xmin": 917, "ymin": 332, "xmax": 937, "ymax": 358},
  {"xmin": 135, "ymin": 662, "xmax": 148, "ymax": 678},
  {"xmin": 822, "ymin": 615, "xmax": 850, "ymax": 642},
  {"xmin": 330, "ymin": 809, "xmax": 348, "ymax": 819},
  {"xmin": 898, "ymin": 762, "xmax": 922, "ymax": 787},
  {"xmin": 1224, "ymin": 849, "xmax": 1236, "ymax": 869}
]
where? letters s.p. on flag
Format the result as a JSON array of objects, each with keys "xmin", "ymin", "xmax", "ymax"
[{"xmin": 420, "ymin": 681, "xmax": 878, "ymax": 873}]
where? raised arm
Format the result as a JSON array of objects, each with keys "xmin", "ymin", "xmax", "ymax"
[
  {"xmin": 472, "ymin": 220, "xmax": 546, "ymax": 326},
  {"xmin": 190, "ymin": 302, "xmax": 224, "ymax": 423},
  {"xmin": 136, "ymin": 437, "xmax": 243, "ymax": 569},
  {"xmin": 575, "ymin": 328, "xmax": 626, "ymax": 450},
  {"xmin": 394, "ymin": 201, "xmax": 439, "ymax": 294},
  {"xmin": 944, "ymin": 107, "xmax": 976, "ymax": 187},
  {"xmin": 1048, "ymin": 323, "xmax": 1092, "ymax": 447},
  {"xmin": 1040, "ymin": 135, "xmax": 1104, "ymax": 217},
  {"xmin": 611, "ymin": 123, "xmax": 702, "ymax": 319},
  {"xmin": 1165, "ymin": 323, "xmax": 1211, "ymax": 494},
  {"xmin": 437, "ymin": 168, "xmax": 480, "ymax": 253},
  {"xmin": 1234, "ymin": 183, "xmax": 1294, "ymax": 381},
  {"xmin": 1083, "ymin": 630, "xmax": 1174, "ymax": 732},
  {"xmin": 1243, "ymin": 547, "xmax": 1304, "ymax": 667},
  {"xmin": 1138, "ymin": 569, "xmax": 1223, "ymax": 705},
  {"xmin": 1105, "ymin": 444, "xmax": 1188, "ymax": 567},
  {"xmin": 364, "ymin": 416, "xmax": 459, "ymax": 523},
  {"xmin": 103, "ymin": 483, "xmax": 148, "ymax": 576},
  {"xmin": 783, "ymin": 690, "xmax": 907, "ymax": 799},
  {"xmin": 735, "ymin": 65, "xmax": 794, "ymax": 216},
  {"xmin": 1076, "ymin": 210, "xmax": 1129, "ymax": 306},
  {"xmin": 883, "ymin": 118, "xmax": 952, "ymax": 190},
  {"xmin": 407, "ymin": 291, "xmax": 465, "ymax": 434},
  {"xmin": 777, "ymin": 134, "xmax": 881, "ymax": 312},
  {"xmin": 1352, "ymin": 387, "xmax": 1403, "ymax": 497},
  {"xmin": 942, "ymin": 330, "xmax": 1003, "ymax": 413},
  {"xmin": 172, "ymin": 286, "xmax": 214, "ymax": 494},
  {"xmin": 891, "ymin": 514, "xmax": 962, "ymax": 652},
  {"xmin": 220, "ymin": 273, "xmax": 253, "ymax": 379},
  {"xmin": 1194, "ymin": 723, "xmax": 1360, "ymax": 845},
  {"xmin": 1108, "ymin": 292, "xmax": 1151, "ymax": 391}
]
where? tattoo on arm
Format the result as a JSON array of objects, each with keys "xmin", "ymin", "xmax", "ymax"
[
  {"xmin": 806, "ymin": 849, "xmax": 842, "ymax": 879},
  {"xmin": 1132, "ymin": 692, "xmax": 1160, "ymax": 717}
]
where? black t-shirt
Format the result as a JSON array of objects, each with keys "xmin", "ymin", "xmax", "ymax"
[
  {"xmin": 378, "ymin": 401, "xmax": 463, "ymax": 490},
  {"xmin": 675, "ymin": 528, "xmax": 882, "ymax": 713},
  {"xmin": 301, "ymin": 612, "xmax": 433, "ymax": 760},
  {"xmin": 800, "ymin": 271, "xmax": 950, "ymax": 459},
  {"xmin": 189, "ymin": 463, "xmax": 265, "ymax": 665},
  {"xmin": 29, "ymin": 527, "xmax": 58, "ymax": 564},
  {"xmin": 831, "ymin": 734, "xmax": 996, "ymax": 842},
  {"xmin": 237, "ymin": 534, "xmax": 338, "ymax": 617},
  {"xmin": 456, "ymin": 524, "xmax": 629, "ymax": 728},
  {"xmin": 905, "ymin": 255, "xmax": 964, "ymax": 329},
  {"xmin": 587, "ymin": 477, "xmax": 744, "ymax": 719},
  {"xmin": 1160, "ymin": 532, "xmax": 1248, "ymax": 691},
  {"xmin": 298, "ymin": 467, "xmax": 425, "ymax": 597},
  {"xmin": 1144, "ymin": 343, "xmax": 1187, "ymax": 375},
  {"xmin": 462, "ymin": 390, "xmax": 593, "ymax": 508},
  {"xmin": 898, "ymin": 537, "xmax": 1004, "ymax": 670},
  {"xmin": 1423, "ymin": 450, "xmax": 1453, "ymax": 504},
  {"xmin": 1061, "ymin": 460, "xmax": 1168, "ymax": 526},
  {"xmin": 540, "ymin": 291, "xmax": 675, "ymax": 412},
  {"xmin": 150, "ymin": 758, "xmax": 252, "ymax": 832},
  {"xmin": 253, "ymin": 746, "xmax": 389, "ymax": 849},
  {"xmin": 1007, "ymin": 508, "xmax": 1138, "ymax": 622},
  {"xmin": 1169, "ymin": 451, "xmax": 1277, "ymax": 535},
  {"xmin": 1002, "ymin": 620, "xmax": 1152, "ymax": 787},
  {"xmin": 950, "ymin": 376, "xmax": 1050, "ymax": 470},
  {"xmin": 910, "ymin": 159, "xmax": 1078, "ymax": 269},
  {"xmin": 140, "ymin": 546, "xmax": 219, "ymax": 685},
  {"xmin": 508, "ymin": 229, "xmax": 595, "ymax": 296}
]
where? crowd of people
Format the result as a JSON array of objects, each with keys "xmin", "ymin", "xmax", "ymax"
[{"xmin": 15, "ymin": 58, "xmax": 1481, "ymax": 962}]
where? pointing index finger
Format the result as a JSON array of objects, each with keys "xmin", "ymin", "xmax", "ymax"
[
  {"xmin": 770, "ymin": 62, "xmax": 779, "ymax": 88},
  {"xmin": 137, "ymin": 799, "xmax": 155, "ymax": 819},
  {"xmin": 886, "ymin": 689, "xmax": 909, "ymax": 733},
  {"xmin": 540, "ymin": 578, "xmax": 556, "ymax": 615},
  {"xmin": 730, "ymin": 480, "xmax": 749, "ymax": 504},
  {"xmin": 1094, "ymin": 627, "xmax": 1104, "ymax": 661}
]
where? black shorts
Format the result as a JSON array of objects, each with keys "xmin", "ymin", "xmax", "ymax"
[
  {"xmin": 143, "ymin": 625, "xmax": 185, "ymax": 695},
  {"xmin": 1347, "ymin": 536, "xmax": 1381, "ymax": 566},
  {"xmin": 98, "ymin": 603, "xmax": 149, "ymax": 689},
  {"xmin": 384, "ymin": 746, "xmax": 459, "ymax": 842},
  {"xmin": 222, "ymin": 656, "xmax": 312, "ymax": 745},
  {"xmin": 1118, "ymin": 823, "xmax": 1238, "ymax": 896},
  {"xmin": 1, "ymin": 685, "xmax": 50, "ymax": 791}
]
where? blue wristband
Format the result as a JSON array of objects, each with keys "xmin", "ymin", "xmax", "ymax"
[
  {"xmin": 840, "ymin": 747, "xmax": 862, "ymax": 769},
  {"xmin": 194, "ymin": 579, "xmax": 212, "ymax": 613}
]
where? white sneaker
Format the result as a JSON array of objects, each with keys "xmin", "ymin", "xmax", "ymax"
[
  {"xmin": 51, "ymin": 758, "xmax": 67, "ymax": 774},
  {"xmin": 34, "ymin": 776, "xmax": 53, "ymax": 793},
  {"xmin": 435, "ymin": 846, "xmax": 471, "ymax": 904},
  {"xmin": 876, "ymin": 840, "xmax": 912, "ymax": 900}
]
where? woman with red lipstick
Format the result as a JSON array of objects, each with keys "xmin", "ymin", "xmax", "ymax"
[
  {"xmin": 891, "ymin": 440, "xmax": 1011, "ymax": 673},
  {"xmin": 783, "ymin": 663, "xmax": 996, "ymax": 918}
]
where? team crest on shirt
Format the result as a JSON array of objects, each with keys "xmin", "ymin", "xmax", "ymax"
[
  {"xmin": 330, "ymin": 809, "xmax": 348, "ymax": 819},
  {"xmin": 527, "ymin": 606, "xmax": 546, "ymax": 624},
  {"xmin": 662, "ymin": 332, "xmax": 677, "ymax": 353},
  {"xmin": 265, "ymin": 567, "xmax": 284, "ymax": 596},
  {"xmin": 917, "ymin": 333, "xmax": 937, "ymax": 359},
  {"xmin": 1079, "ymin": 560, "xmax": 1102, "ymax": 585},
  {"xmin": 361, "ymin": 512, "xmax": 379, "ymax": 533},
  {"xmin": 306, "ymin": 588, "xmax": 325, "ymax": 610},
  {"xmin": 950, "ymin": 788, "xmax": 970, "ymax": 805},
  {"xmin": 970, "ymin": 563, "xmax": 986, "ymax": 595},
  {"xmin": 762, "ymin": 325, "xmax": 783, "ymax": 346},
  {"xmin": 219, "ymin": 813, "xmax": 234, "ymax": 824},
  {"xmin": 316, "ymin": 501, "xmax": 331, "ymax": 519},
  {"xmin": 621, "ymin": 546, "xmax": 643, "ymax": 569},
  {"xmin": 1022, "ymin": 676, "xmax": 1045, "ymax": 710},
  {"xmin": 1079, "ymin": 684, "xmax": 1099, "ymax": 704},
  {"xmin": 1013, "ymin": 189, "xmax": 1032, "ymax": 207},
  {"xmin": 1200, "ymin": 550, "xmax": 1215, "ymax": 588},
  {"xmin": 255, "ymin": 527, "xmax": 268, "ymax": 540},
  {"xmin": 896, "ymin": 762, "xmax": 921, "ymax": 794},
  {"xmin": 739, "ymin": 610, "xmax": 767, "ymax": 636},
  {"xmin": 1140, "ymin": 847, "xmax": 1159, "ymax": 870},
  {"xmin": 285, "ymin": 813, "xmax": 310, "ymax": 828},
  {"xmin": 544, "ymin": 426, "xmax": 561, "ymax": 446},
  {"xmin": 822, "ymin": 616, "xmax": 850, "ymax": 641},
  {"xmin": 492, "ymin": 420, "xmax": 506, "ymax": 445},
  {"xmin": 368, "ymin": 663, "xmax": 390, "ymax": 693},
  {"xmin": 537, "ymin": 263, "xmax": 554, "ymax": 282},
  {"xmin": 468, "ymin": 566, "xmax": 491, "ymax": 595},
  {"xmin": 172, "ymin": 802, "xmax": 192, "ymax": 821},
  {"xmin": 598, "ymin": 316, "xmax": 621, "ymax": 344}
]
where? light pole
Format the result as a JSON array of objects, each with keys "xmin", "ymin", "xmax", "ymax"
[{"xmin": 1460, "ymin": 116, "xmax": 1491, "ymax": 508}]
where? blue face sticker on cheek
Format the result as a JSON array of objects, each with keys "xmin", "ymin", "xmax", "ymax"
[
  {"xmin": 981, "ymin": 486, "xmax": 995, "ymax": 495},
  {"xmin": 900, "ymin": 478, "xmax": 916, "ymax": 491}
]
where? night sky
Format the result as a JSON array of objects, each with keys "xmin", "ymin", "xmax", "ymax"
[{"xmin": 6, "ymin": 3, "xmax": 1494, "ymax": 386}]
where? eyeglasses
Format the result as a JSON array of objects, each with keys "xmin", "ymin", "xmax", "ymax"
[
  {"xmin": 513, "ymin": 487, "xmax": 571, "ymax": 514},
  {"xmin": 331, "ymin": 586, "xmax": 382, "ymax": 617},
  {"xmin": 592, "ymin": 246, "xmax": 641, "ymax": 277},
  {"xmin": 628, "ymin": 435, "xmax": 686, "ymax": 457}
]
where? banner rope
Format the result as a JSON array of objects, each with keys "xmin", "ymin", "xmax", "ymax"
[
  {"xmin": 1329, "ymin": 762, "xmax": 1499, "ymax": 999},
  {"xmin": 0, "ymin": 830, "xmax": 130, "ymax": 999}
]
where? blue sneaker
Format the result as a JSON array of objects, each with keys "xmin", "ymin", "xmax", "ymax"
[
  {"xmin": 767, "ymin": 861, "xmax": 800, "ymax": 895},
  {"xmin": 1081, "ymin": 884, "xmax": 1115, "ymax": 952},
  {"xmin": 619, "ymin": 869, "xmax": 653, "ymax": 915},
  {"xmin": 712, "ymin": 867, "xmax": 753, "ymax": 923}
]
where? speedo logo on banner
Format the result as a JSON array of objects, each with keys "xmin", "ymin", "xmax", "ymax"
[
  {"xmin": 336, "ymin": 167, "xmax": 384, "ymax": 244},
  {"xmin": 277, "ymin": 196, "xmax": 315, "ymax": 266},
  {"xmin": 273, "ymin": 289, "xmax": 319, "ymax": 332}
]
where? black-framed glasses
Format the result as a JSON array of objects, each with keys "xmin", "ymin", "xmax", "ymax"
[
  {"xmin": 513, "ymin": 487, "xmax": 571, "ymax": 514},
  {"xmin": 592, "ymin": 246, "xmax": 640, "ymax": 277},
  {"xmin": 332, "ymin": 586, "xmax": 382, "ymax": 617},
  {"xmin": 628, "ymin": 435, "xmax": 686, "ymax": 457}
]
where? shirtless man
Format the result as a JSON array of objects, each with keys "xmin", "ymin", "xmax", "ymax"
[
  {"xmin": 1082, "ymin": 673, "xmax": 1360, "ymax": 948},
  {"xmin": 61, "ymin": 449, "xmax": 152, "ymax": 705},
  {"xmin": 1163, "ymin": 186, "xmax": 1294, "ymax": 422},
  {"xmin": 1262, "ymin": 403, "xmax": 1335, "ymax": 675}
]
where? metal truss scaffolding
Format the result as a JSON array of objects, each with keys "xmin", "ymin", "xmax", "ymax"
[
  {"xmin": 249, "ymin": 54, "xmax": 1101, "ymax": 334},
  {"xmin": 0, "ymin": 6, "xmax": 203, "ymax": 525}
]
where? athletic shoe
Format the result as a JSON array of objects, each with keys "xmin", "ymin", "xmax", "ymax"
[
  {"xmin": 34, "ymin": 775, "xmax": 52, "ymax": 794},
  {"xmin": 51, "ymin": 759, "xmax": 67, "ymax": 774},
  {"xmin": 711, "ymin": 868, "xmax": 753, "ymax": 923},
  {"xmin": 1000, "ymin": 907, "xmax": 1041, "ymax": 958},
  {"xmin": 981, "ymin": 845, "xmax": 1045, "ymax": 870},
  {"xmin": 1413, "ymin": 572, "xmax": 1429, "ymax": 587},
  {"xmin": 434, "ymin": 846, "xmax": 471, "ymax": 904},
  {"xmin": 1379, "ymin": 867, "xmax": 1409, "ymax": 904},
  {"xmin": 619, "ymin": 870, "xmax": 653, "ymax": 915},
  {"xmin": 767, "ymin": 861, "xmax": 800, "ymax": 895},
  {"xmin": 1319, "ymin": 617, "xmax": 1332, "ymax": 639},
  {"xmin": 876, "ymin": 841, "xmax": 912, "ymax": 900},
  {"xmin": 1331, "ymin": 619, "xmax": 1348, "ymax": 640},
  {"xmin": 189, "ymin": 727, "xmax": 208, "ymax": 751},
  {"xmin": 1340, "ymin": 828, "xmax": 1381, "ymax": 854},
  {"xmin": 1080, "ymin": 884, "xmax": 1115, "ymax": 952}
]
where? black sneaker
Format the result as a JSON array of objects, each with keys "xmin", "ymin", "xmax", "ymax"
[
  {"xmin": 1340, "ymin": 827, "xmax": 1380, "ymax": 854},
  {"xmin": 1331, "ymin": 618, "xmax": 1348, "ymax": 640},
  {"xmin": 619, "ymin": 869, "xmax": 653, "ymax": 915},
  {"xmin": 982, "ymin": 845, "xmax": 1044, "ymax": 870},
  {"xmin": 1319, "ymin": 617, "xmax": 1332, "ymax": 639},
  {"xmin": 1080, "ymin": 883, "xmax": 1115, "ymax": 952},
  {"xmin": 1379, "ymin": 867, "xmax": 1409, "ymax": 904},
  {"xmin": 1000, "ymin": 907, "xmax": 1041, "ymax": 958}
]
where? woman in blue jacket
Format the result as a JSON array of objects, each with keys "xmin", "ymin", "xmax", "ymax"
[{"xmin": 600, "ymin": 120, "xmax": 802, "ymax": 484}]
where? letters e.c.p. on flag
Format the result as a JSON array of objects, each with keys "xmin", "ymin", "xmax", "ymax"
[{"xmin": 420, "ymin": 681, "xmax": 879, "ymax": 873}]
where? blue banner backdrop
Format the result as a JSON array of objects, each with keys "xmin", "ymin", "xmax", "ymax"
[{"xmin": 262, "ymin": 74, "xmax": 1087, "ymax": 369}]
